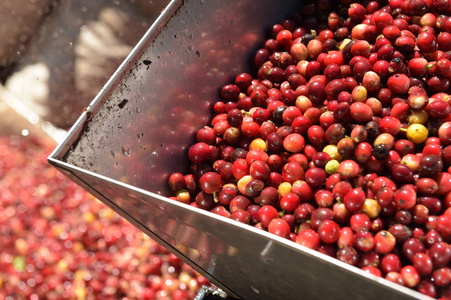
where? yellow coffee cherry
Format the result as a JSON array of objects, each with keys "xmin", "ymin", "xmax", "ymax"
[
  {"xmin": 278, "ymin": 182, "xmax": 292, "ymax": 196},
  {"xmin": 351, "ymin": 85, "xmax": 368, "ymax": 102},
  {"xmin": 408, "ymin": 110, "xmax": 428, "ymax": 125},
  {"xmin": 361, "ymin": 199, "xmax": 381, "ymax": 218},
  {"xmin": 295, "ymin": 95, "xmax": 313, "ymax": 113},
  {"xmin": 249, "ymin": 138, "xmax": 268, "ymax": 151},
  {"xmin": 323, "ymin": 144, "xmax": 343, "ymax": 162},
  {"xmin": 406, "ymin": 123, "xmax": 428, "ymax": 144},
  {"xmin": 175, "ymin": 189, "xmax": 191, "ymax": 204}
]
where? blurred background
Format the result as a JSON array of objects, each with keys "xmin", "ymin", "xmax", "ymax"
[{"xmin": 0, "ymin": 0, "xmax": 210, "ymax": 299}]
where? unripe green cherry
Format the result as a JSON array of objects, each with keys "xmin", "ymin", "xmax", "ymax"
[{"xmin": 325, "ymin": 159, "xmax": 340, "ymax": 174}]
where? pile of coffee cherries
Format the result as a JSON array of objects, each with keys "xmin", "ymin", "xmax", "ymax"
[
  {"xmin": 0, "ymin": 135, "xmax": 208, "ymax": 300},
  {"xmin": 168, "ymin": 0, "xmax": 451, "ymax": 297}
]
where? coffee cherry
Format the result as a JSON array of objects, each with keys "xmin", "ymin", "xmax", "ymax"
[
  {"xmin": 374, "ymin": 230, "xmax": 396, "ymax": 254},
  {"xmin": 406, "ymin": 124, "xmax": 428, "ymax": 144},
  {"xmin": 280, "ymin": 193, "xmax": 300, "ymax": 212},
  {"xmin": 188, "ymin": 142, "xmax": 211, "ymax": 165},
  {"xmin": 419, "ymin": 155, "xmax": 443, "ymax": 178},
  {"xmin": 354, "ymin": 230, "xmax": 374, "ymax": 252},
  {"xmin": 305, "ymin": 167, "xmax": 328, "ymax": 189},
  {"xmin": 416, "ymin": 31, "xmax": 437, "ymax": 54},
  {"xmin": 258, "ymin": 205, "xmax": 279, "ymax": 228},
  {"xmin": 199, "ymin": 172, "xmax": 222, "ymax": 194},
  {"xmin": 393, "ymin": 185, "xmax": 417, "ymax": 210},
  {"xmin": 401, "ymin": 265, "xmax": 420, "ymax": 288},
  {"xmin": 168, "ymin": 173, "xmax": 187, "ymax": 191},
  {"xmin": 337, "ymin": 160, "xmax": 360, "ymax": 179},
  {"xmin": 343, "ymin": 188, "xmax": 366, "ymax": 213},
  {"xmin": 433, "ymin": 267, "xmax": 451, "ymax": 287},
  {"xmin": 318, "ymin": 220, "xmax": 340, "ymax": 244},
  {"xmin": 283, "ymin": 133, "xmax": 305, "ymax": 152},
  {"xmin": 337, "ymin": 246, "xmax": 359, "ymax": 266},
  {"xmin": 412, "ymin": 253, "xmax": 433, "ymax": 276},
  {"xmin": 268, "ymin": 218, "xmax": 291, "ymax": 238},
  {"xmin": 387, "ymin": 74, "xmax": 410, "ymax": 94},
  {"xmin": 296, "ymin": 229, "xmax": 320, "ymax": 250},
  {"xmin": 437, "ymin": 214, "xmax": 451, "ymax": 236},
  {"xmin": 350, "ymin": 102, "xmax": 373, "ymax": 122},
  {"xmin": 195, "ymin": 191, "xmax": 215, "ymax": 210}
]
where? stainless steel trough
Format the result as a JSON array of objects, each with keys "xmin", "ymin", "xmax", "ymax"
[{"xmin": 48, "ymin": 1, "xmax": 432, "ymax": 299}]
